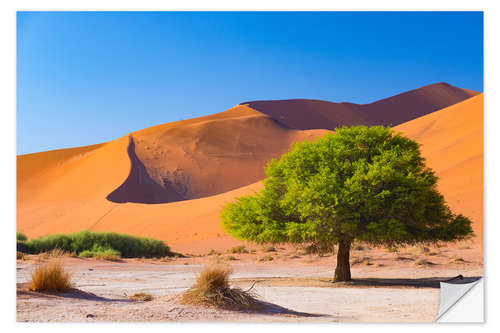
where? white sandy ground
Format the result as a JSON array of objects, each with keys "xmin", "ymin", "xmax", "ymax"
[{"xmin": 16, "ymin": 244, "xmax": 483, "ymax": 323}]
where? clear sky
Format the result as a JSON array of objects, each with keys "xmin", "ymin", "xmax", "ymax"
[{"xmin": 17, "ymin": 11, "xmax": 483, "ymax": 155}]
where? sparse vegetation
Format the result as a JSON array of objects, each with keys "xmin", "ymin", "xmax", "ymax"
[
  {"xmin": 262, "ymin": 246, "xmax": 276, "ymax": 252},
  {"xmin": 411, "ymin": 245, "xmax": 430, "ymax": 255},
  {"xmin": 79, "ymin": 247, "xmax": 122, "ymax": 261},
  {"xmin": 17, "ymin": 231, "xmax": 27, "ymax": 242},
  {"xmin": 207, "ymin": 249, "xmax": 221, "ymax": 256},
  {"xmin": 17, "ymin": 251, "xmax": 25, "ymax": 260},
  {"xmin": 414, "ymin": 259, "xmax": 434, "ymax": 266},
  {"xmin": 128, "ymin": 292, "xmax": 153, "ymax": 301},
  {"xmin": 29, "ymin": 261, "xmax": 72, "ymax": 292},
  {"xmin": 384, "ymin": 246, "xmax": 399, "ymax": 253},
  {"xmin": 228, "ymin": 245, "xmax": 248, "ymax": 254},
  {"xmin": 392, "ymin": 255, "xmax": 413, "ymax": 261},
  {"xmin": 352, "ymin": 243, "xmax": 365, "ymax": 251},
  {"xmin": 259, "ymin": 255, "xmax": 274, "ymax": 262},
  {"xmin": 24, "ymin": 230, "xmax": 172, "ymax": 258},
  {"xmin": 181, "ymin": 264, "xmax": 258, "ymax": 309},
  {"xmin": 351, "ymin": 256, "xmax": 371, "ymax": 265},
  {"xmin": 302, "ymin": 242, "xmax": 336, "ymax": 256},
  {"xmin": 225, "ymin": 255, "xmax": 238, "ymax": 261}
]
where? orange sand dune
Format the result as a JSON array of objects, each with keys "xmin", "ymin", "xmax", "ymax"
[
  {"xmin": 17, "ymin": 84, "xmax": 482, "ymax": 253},
  {"xmin": 395, "ymin": 94, "xmax": 483, "ymax": 243}
]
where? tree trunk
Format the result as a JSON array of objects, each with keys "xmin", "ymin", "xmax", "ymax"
[{"xmin": 334, "ymin": 240, "xmax": 352, "ymax": 282}]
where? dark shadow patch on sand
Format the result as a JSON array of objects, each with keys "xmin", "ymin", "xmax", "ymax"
[
  {"xmin": 17, "ymin": 283, "xmax": 132, "ymax": 303},
  {"xmin": 233, "ymin": 275, "xmax": 482, "ymax": 289},
  {"xmin": 249, "ymin": 299, "xmax": 327, "ymax": 318},
  {"xmin": 107, "ymin": 136, "xmax": 184, "ymax": 204},
  {"xmin": 341, "ymin": 275, "xmax": 482, "ymax": 288}
]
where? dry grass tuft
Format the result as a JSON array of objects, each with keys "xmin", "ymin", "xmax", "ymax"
[
  {"xmin": 128, "ymin": 292, "xmax": 153, "ymax": 302},
  {"xmin": 384, "ymin": 246, "xmax": 398, "ymax": 253},
  {"xmin": 414, "ymin": 258, "xmax": 434, "ymax": 266},
  {"xmin": 181, "ymin": 265, "xmax": 259, "ymax": 310},
  {"xmin": 352, "ymin": 243, "xmax": 365, "ymax": 251},
  {"xmin": 207, "ymin": 249, "xmax": 221, "ymax": 256},
  {"xmin": 351, "ymin": 256, "xmax": 371, "ymax": 265},
  {"xmin": 259, "ymin": 255, "xmax": 274, "ymax": 262},
  {"xmin": 227, "ymin": 245, "xmax": 248, "ymax": 254},
  {"xmin": 17, "ymin": 252, "xmax": 25, "ymax": 260},
  {"xmin": 29, "ymin": 261, "xmax": 72, "ymax": 292},
  {"xmin": 411, "ymin": 245, "xmax": 430, "ymax": 255}
]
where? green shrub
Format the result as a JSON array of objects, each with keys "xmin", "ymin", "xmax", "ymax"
[
  {"xmin": 17, "ymin": 231, "xmax": 27, "ymax": 242},
  {"xmin": 78, "ymin": 250, "xmax": 94, "ymax": 258},
  {"xmin": 79, "ymin": 246, "xmax": 121, "ymax": 261},
  {"xmin": 25, "ymin": 230, "xmax": 172, "ymax": 258}
]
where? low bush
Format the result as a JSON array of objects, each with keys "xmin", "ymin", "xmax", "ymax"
[
  {"xmin": 128, "ymin": 292, "xmax": 153, "ymax": 301},
  {"xmin": 29, "ymin": 261, "xmax": 72, "ymax": 292},
  {"xmin": 24, "ymin": 230, "xmax": 172, "ymax": 258},
  {"xmin": 78, "ymin": 245, "xmax": 121, "ymax": 260}
]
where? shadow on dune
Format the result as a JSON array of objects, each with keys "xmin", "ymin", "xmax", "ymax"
[
  {"xmin": 242, "ymin": 82, "xmax": 479, "ymax": 131},
  {"xmin": 107, "ymin": 136, "xmax": 184, "ymax": 204}
]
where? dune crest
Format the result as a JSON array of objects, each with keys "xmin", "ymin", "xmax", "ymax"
[{"xmin": 242, "ymin": 82, "xmax": 478, "ymax": 130}]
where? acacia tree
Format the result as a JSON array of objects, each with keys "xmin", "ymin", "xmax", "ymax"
[{"xmin": 221, "ymin": 126, "xmax": 473, "ymax": 282}]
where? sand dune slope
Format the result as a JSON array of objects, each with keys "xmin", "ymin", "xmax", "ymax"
[
  {"xmin": 17, "ymin": 85, "xmax": 482, "ymax": 253},
  {"xmin": 395, "ymin": 94, "xmax": 483, "ymax": 242},
  {"xmin": 17, "ymin": 105, "xmax": 325, "ymax": 243},
  {"xmin": 124, "ymin": 105, "xmax": 326, "ymax": 202}
]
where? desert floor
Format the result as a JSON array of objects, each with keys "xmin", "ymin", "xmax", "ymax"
[{"xmin": 16, "ymin": 242, "xmax": 483, "ymax": 323}]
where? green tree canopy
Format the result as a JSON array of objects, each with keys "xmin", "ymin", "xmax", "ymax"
[{"xmin": 221, "ymin": 126, "xmax": 473, "ymax": 282}]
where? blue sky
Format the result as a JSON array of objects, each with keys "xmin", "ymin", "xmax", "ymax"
[{"xmin": 17, "ymin": 11, "xmax": 483, "ymax": 155}]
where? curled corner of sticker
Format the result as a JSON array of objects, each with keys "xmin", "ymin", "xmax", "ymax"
[{"xmin": 437, "ymin": 277, "xmax": 484, "ymax": 322}]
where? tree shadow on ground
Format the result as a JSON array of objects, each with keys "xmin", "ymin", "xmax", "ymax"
[
  {"xmin": 234, "ymin": 275, "xmax": 482, "ymax": 289},
  {"xmin": 338, "ymin": 275, "xmax": 482, "ymax": 289}
]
